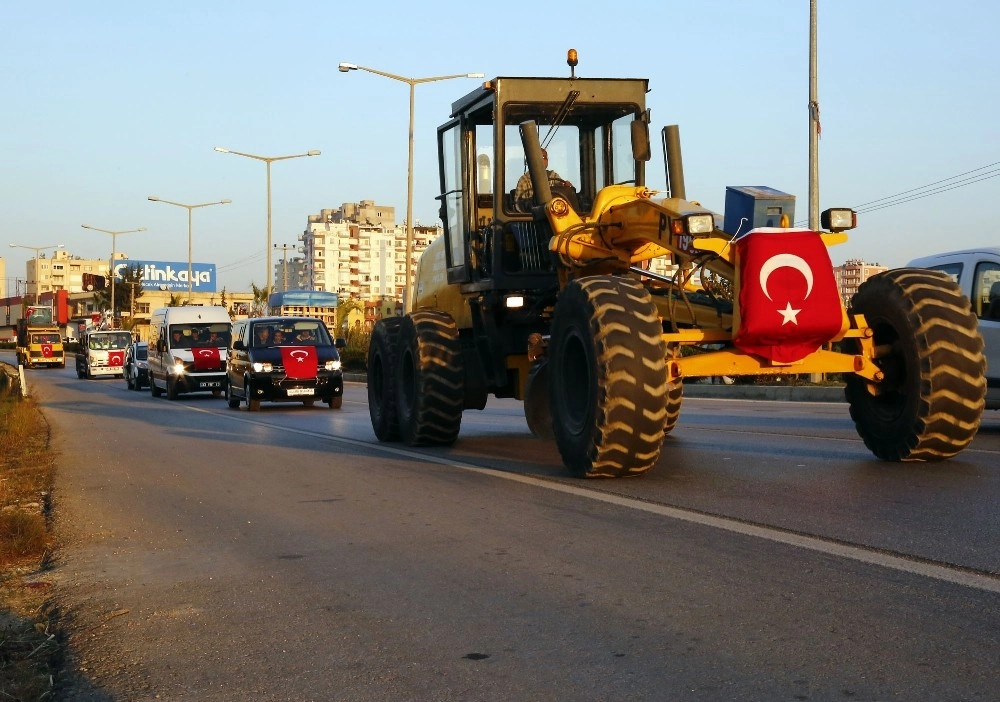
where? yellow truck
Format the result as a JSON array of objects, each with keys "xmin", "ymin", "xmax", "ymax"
[{"xmin": 15, "ymin": 306, "xmax": 65, "ymax": 369}]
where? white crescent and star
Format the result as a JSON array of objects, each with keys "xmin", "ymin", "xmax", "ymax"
[
  {"xmin": 758, "ymin": 253, "xmax": 815, "ymax": 326},
  {"xmin": 289, "ymin": 349, "xmax": 309, "ymax": 362}
]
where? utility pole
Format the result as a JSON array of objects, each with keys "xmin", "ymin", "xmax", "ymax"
[
  {"xmin": 808, "ymin": 0, "xmax": 823, "ymax": 384},
  {"xmin": 808, "ymin": 0, "xmax": 820, "ymax": 229},
  {"xmin": 273, "ymin": 243, "xmax": 296, "ymax": 292}
]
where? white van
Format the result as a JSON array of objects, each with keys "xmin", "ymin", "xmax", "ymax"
[
  {"xmin": 148, "ymin": 306, "xmax": 232, "ymax": 400},
  {"xmin": 907, "ymin": 248, "xmax": 1000, "ymax": 409}
]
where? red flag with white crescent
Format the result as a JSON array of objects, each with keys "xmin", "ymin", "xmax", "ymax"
[
  {"xmin": 192, "ymin": 347, "xmax": 222, "ymax": 371},
  {"xmin": 41, "ymin": 343, "xmax": 53, "ymax": 358},
  {"xmin": 107, "ymin": 350, "xmax": 125, "ymax": 367},
  {"xmin": 734, "ymin": 228, "xmax": 844, "ymax": 363},
  {"xmin": 279, "ymin": 346, "xmax": 318, "ymax": 379}
]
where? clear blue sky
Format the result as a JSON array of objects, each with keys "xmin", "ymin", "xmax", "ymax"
[{"xmin": 2, "ymin": 1, "xmax": 997, "ymax": 292}]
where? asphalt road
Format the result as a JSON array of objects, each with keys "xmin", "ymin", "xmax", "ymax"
[{"xmin": 11, "ymin": 357, "xmax": 999, "ymax": 701}]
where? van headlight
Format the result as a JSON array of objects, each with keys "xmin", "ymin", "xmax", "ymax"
[
  {"xmin": 324, "ymin": 360, "xmax": 342, "ymax": 371},
  {"xmin": 253, "ymin": 362, "xmax": 273, "ymax": 372},
  {"xmin": 170, "ymin": 357, "xmax": 186, "ymax": 375}
]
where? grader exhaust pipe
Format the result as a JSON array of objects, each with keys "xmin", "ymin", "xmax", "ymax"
[{"xmin": 662, "ymin": 124, "xmax": 685, "ymax": 200}]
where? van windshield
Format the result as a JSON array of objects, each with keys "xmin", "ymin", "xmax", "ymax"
[
  {"xmin": 90, "ymin": 332, "xmax": 132, "ymax": 350},
  {"xmin": 168, "ymin": 324, "xmax": 230, "ymax": 348}
]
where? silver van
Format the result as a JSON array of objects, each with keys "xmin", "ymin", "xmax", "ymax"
[{"xmin": 908, "ymin": 248, "xmax": 1000, "ymax": 409}]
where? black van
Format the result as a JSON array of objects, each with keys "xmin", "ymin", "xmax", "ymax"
[{"xmin": 226, "ymin": 316, "xmax": 346, "ymax": 411}]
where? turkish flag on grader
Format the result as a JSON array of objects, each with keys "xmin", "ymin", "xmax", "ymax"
[
  {"xmin": 192, "ymin": 347, "xmax": 222, "ymax": 371},
  {"xmin": 279, "ymin": 346, "xmax": 319, "ymax": 379},
  {"xmin": 41, "ymin": 343, "xmax": 53, "ymax": 358},
  {"xmin": 733, "ymin": 228, "xmax": 845, "ymax": 363},
  {"xmin": 107, "ymin": 350, "xmax": 125, "ymax": 367}
]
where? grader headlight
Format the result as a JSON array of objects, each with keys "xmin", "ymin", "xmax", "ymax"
[
  {"xmin": 685, "ymin": 213, "xmax": 715, "ymax": 235},
  {"xmin": 821, "ymin": 208, "xmax": 857, "ymax": 233}
]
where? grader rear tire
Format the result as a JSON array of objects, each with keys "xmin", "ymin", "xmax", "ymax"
[
  {"xmin": 549, "ymin": 276, "xmax": 669, "ymax": 478},
  {"xmin": 845, "ymin": 268, "xmax": 985, "ymax": 461},
  {"xmin": 396, "ymin": 310, "xmax": 464, "ymax": 446},
  {"xmin": 367, "ymin": 317, "xmax": 403, "ymax": 441}
]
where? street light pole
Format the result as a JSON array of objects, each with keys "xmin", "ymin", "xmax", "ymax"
[
  {"xmin": 147, "ymin": 196, "xmax": 231, "ymax": 299},
  {"xmin": 81, "ymin": 225, "xmax": 147, "ymax": 328},
  {"xmin": 213, "ymin": 147, "xmax": 321, "ymax": 293},
  {"xmin": 8, "ymin": 243, "xmax": 65, "ymax": 304},
  {"xmin": 337, "ymin": 62, "xmax": 484, "ymax": 311}
]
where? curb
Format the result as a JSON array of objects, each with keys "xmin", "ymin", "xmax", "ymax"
[{"xmin": 344, "ymin": 371, "xmax": 845, "ymax": 403}]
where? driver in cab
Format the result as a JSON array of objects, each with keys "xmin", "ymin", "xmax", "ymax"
[{"xmin": 514, "ymin": 148, "xmax": 573, "ymax": 212}]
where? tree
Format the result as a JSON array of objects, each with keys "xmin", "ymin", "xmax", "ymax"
[
  {"xmin": 219, "ymin": 288, "xmax": 233, "ymax": 319},
  {"xmin": 335, "ymin": 297, "xmax": 364, "ymax": 339},
  {"xmin": 250, "ymin": 283, "xmax": 271, "ymax": 317},
  {"xmin": 119, "ymin": 264, "xmax": 145, "ymax": 316}
]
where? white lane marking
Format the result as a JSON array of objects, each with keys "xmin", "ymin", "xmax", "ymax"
[{"xmin": 194, "ymin": 405, "xmax": 1000, "ymax": 595}]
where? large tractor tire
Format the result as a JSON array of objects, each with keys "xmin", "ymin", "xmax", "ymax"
[
  {"xmin": 524, "ymin": 360, "xmax": 554, "ymax": 440},
  {"xmin": 548, "ymin": 276, "xmax": 669, "ymax": 478},
  {"xmin": 845, "ymin": 268, "xmax": 985, "ymax": 461},
  {"xmin": 395, "ymin": 310, "xmax": 464, "ymax": 446},
  {"xmin": 663, "ymin": 379, "xmax": 684, "ymax": 437},
  {"xmin": 367, "ymin": 317, "xmax": 403, "ymax": 441}
]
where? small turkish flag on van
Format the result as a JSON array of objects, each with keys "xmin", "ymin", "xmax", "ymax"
[
  {"xmin": 41, "ymin": 343, "xmax": 53, "ymax": 358},
  {"xmin": 280, "ymin": 346, "xmax": 319, "ymax": 379},
  {"xmin": 108, "ymin": 350, "xmax": 125, "ymax": 367},
  {"xmin": 734, "ymin": 228, "xmax": 844, "ymax": 363},
  {"xmin": 192, "ymin": 347, "xmax": 222, "ymax": 371}
]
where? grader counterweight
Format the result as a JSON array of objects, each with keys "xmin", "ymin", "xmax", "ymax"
[{"xmin": 367, "ymin": 53, "xmax": 986, "ymax": 477}]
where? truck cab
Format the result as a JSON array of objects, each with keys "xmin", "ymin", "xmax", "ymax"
[{"xmin": 908, "ymin": 247, "xmax": 1000, "ymax": 409}]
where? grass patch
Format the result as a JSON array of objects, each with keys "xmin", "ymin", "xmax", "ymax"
[{"xmin": 0, "ymin": 392, "xmax": 58, "ymax": 700}]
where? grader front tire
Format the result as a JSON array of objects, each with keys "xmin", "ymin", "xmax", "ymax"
[
  {"xmin": 396, "ymin": 311, "xmax": 464, "ymax": 447},
  {"xmin": 845, "ymin": 268, "xmax": 986, "ymax": 461},
  {"xmin": 549, "ymin": 276, "xmax": 669, "ymax": 478}
]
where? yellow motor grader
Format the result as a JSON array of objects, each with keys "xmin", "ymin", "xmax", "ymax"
[{"xmin": 367, "ymin": 52, "xmax": 986, "ymax": 477}]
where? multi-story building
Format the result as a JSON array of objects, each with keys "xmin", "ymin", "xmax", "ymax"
[
  {"xmin": 300, "ymin": 201, "xmax": 441, "ymax": 307},
  {"xmin": 834, "ymin": 259, "xmax": 888, "ymax": 305},
  {"xmin": 14, "ymin": 249, "xmax": 117, "ymax": 299}
]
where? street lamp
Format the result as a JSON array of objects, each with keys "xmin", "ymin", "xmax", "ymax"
[
  {"xmin": 147, "ymin": 196, "xmax": 231, "ymax": 299},
  {"xmin": 81, "ymin": 224, "xmax": 147, "ymax": 327},
  {"xmin": 338, "ymin": 62, "xmax": 484, "ymax": 310},
  {"xmin": 8, "ymin": 243, "xmax": 65, "ymax": 304},
  {"xmin": 214, "ymin": 146, "xmax": 321, "ymax": 292}
]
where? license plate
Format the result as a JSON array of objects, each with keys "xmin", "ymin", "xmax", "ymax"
[
  {"xmin": 287, "ymin": 388, "xmax": 314, "ymax": 397},
  {"xmin": 203, "ymin": 381, "xmax": 221, "ymax": 388}
]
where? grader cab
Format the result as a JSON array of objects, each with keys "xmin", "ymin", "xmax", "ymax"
[{"xmin": 367, "ymin": 51, "xmax": 986, "ymax": 478}]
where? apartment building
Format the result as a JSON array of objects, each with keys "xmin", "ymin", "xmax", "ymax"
[
  {"xmin": 13, "ymin": 249, "xmax": 117, "ymax": 298},
  {"xmin": 300, "ymin": 201, "xmax": 440, "ymax": 304},
  {"xmin": 834, "ymin": 258, "xmax": 888, "ymax": 305}
]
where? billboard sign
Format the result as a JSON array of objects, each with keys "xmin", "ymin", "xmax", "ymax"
[{"xmin": 113, "ymin": 260, "xmax": 217, "ymax": 292}]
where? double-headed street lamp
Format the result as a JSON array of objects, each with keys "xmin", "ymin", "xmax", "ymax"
[
  {"xmin": 147, "ymin": 196, "xmax": 231, "ymax": 299},
  {"xmin": 81, "ymin": 224, "xmax": 147, "ymax": 326},
  {"xmin": 214, "ymin": 146, "xmax": 320, "ymax": 292},
  {"xmin": 8, "ymin": 243, "xmax": 65, "ymax": 304},
  {"xmin": 337, "ymin": 62, "xmax": 484, "ymax": 310}
]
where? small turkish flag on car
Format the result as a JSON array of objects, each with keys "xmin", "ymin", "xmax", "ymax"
[
  {"xmin": 733, "ymin": 228, "xmax": 845, "ymax": 363},
  {"xmin": 279, "ymin": 346, "xmax": 319, "ymax": 379},
  {"xmin": 192, "ymin": 347, "xmax": 222, "ymax": 371},
  {"xmin": 108, "ymin": 350, "xmax": 125, "ymax": 367},
  {"xmin": 41, "ymin": 343, "xmax": 53, "ymax": 358}
]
